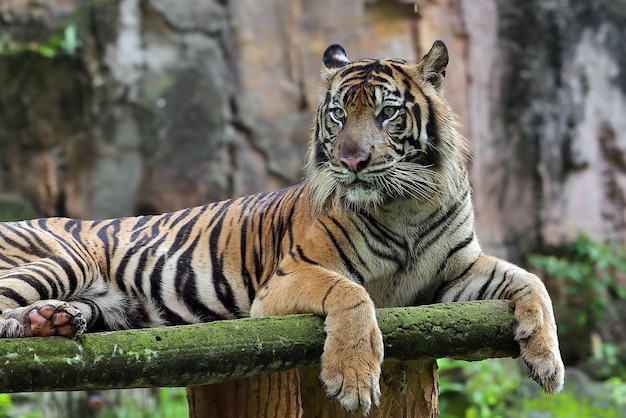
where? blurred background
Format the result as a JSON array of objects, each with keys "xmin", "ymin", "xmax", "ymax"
[{"xmin": 0, "ymin": 0, "xmax": 625, "ymax": 416}]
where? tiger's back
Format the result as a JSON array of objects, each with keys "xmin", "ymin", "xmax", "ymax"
[
  {"xmin": 0, "ymin": 186, "xmax": 308, "ymax": 330},
  {"xmin": 0, "ymin": 41, "xmax": 563, "ymax": 415}
]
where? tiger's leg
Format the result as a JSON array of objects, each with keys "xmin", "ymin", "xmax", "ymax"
[
  {"xmin": 250, "ymin": 267, "xmax": 383, "ymax": 415},
  {"xmin": 435, "ymin": 253, "xmax": 564, "ymax": 393}
]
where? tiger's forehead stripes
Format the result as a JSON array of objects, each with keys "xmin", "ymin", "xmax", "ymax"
[
  {"xmin": 329, "ymin": 60, "xmax": 418, "ymax": 107},
  {"xmin": 331, "ymin": 61, "xmax": 434, "ymax": 142}
]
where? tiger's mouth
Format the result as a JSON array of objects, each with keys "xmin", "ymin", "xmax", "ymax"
[{"xmin": 337, "ymin": 177, "xmax": 386, "ymax": 210}]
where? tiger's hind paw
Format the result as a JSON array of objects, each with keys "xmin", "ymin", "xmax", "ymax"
[
  {"xmin": 29, "ymin": 301, "xmax": 86, "ymax": 338},
  {"xmin": 0, "ymin": 300, "xmax": 86, "ymax": 339},
  {"xmin": 0, "ymin": 318, "xmax": 25, "ymax": 338}
]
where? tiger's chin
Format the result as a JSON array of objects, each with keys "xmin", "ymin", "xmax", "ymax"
[{"xmin": 335, "ymin": 185, "xmax": 385, "ymax": 213}]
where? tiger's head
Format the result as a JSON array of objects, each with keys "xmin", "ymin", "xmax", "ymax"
[{"xmin": 304, "ymin": 40, "xmax": 468, "ymax": 214}]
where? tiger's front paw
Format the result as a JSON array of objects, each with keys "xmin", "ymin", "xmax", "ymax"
[
  {"xmin": 514, "ymin": 300, "xmax": 564, "ymax": 394},
  {"xmin": 320, "ymin": 309, "xmax": 384, "ymax": 415}
]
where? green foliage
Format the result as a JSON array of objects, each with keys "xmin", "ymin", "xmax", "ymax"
[
  {"xmin": 0, "ymin": 0, "xmax": 112, "ymax": 58},
  {"xmin": 0, "ymin": 23, "xmax": 80, "ymax": 58},
  {"xmin": 519, "ymin": 390, "xmax": 621, "ymax": 418},
  {"xmin": 1, "ymin": 388, "xmax": 187, "ymax": 418},
  {"xmin": 439, "ymin": 358, "xmax": 626, "ymax": 418},
  {"xmin": 439, "ymin": 358, "xmax": 520, "ymax": 418},
  {"xmin": 101, "ymin": 388, "xmax": 189, "ymax": 418},
  {"xmin": 590, "ymin": 341, "xmax": 626, "ymax": 378},
  {"xmin": 528, "ymin": 234, "xmax": 626, "ymax": 332},
  {"xmin": 0, "ymin": 394, "xmax": 13, "ymax": 418}
]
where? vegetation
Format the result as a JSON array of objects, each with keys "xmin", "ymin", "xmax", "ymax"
[
  {"xmin": 0, "ymin": 0, "xmax": 112, "ymax": 57},
  {"xmin": 5, "ymin": 388, "xmax": 188, "ymax": 418},
  {"xmin": 439, "ymin": 358, "xmax": 626, "ymax": 418},
  {"xmin": 100, "ymin": 388, "xmax": 189, "ymax": 418},
  {"xmin": 529, "ymin": 234, "xmax": 626, "ymax": 378},
  {"xmin": 528, "ymin": 234, "xmax": 626, "ymax": 334}
]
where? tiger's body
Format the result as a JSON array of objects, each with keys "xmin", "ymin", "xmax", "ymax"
[{"xmin": 0, "ymin": 41, "xmax": 563, "ymax": 414}]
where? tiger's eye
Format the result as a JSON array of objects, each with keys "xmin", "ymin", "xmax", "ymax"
[
  {"xmin": 333, "ymin": 108, "xmax": 345, "ymax": 119},
  {"xmin": 382, "ymin": 106, "xmax": 396, "ymax": 117}
]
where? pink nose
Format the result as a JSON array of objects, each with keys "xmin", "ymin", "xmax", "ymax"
[{"xmin": 340, "ymin": 155, "xmax": 369, "ymax": 172}]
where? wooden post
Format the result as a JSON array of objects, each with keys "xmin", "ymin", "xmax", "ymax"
[
  {"xmin": 299, "ymin": 360, "xmax": 439, "ymax": 418},
  {"xmin": 187, "ymin": 360, "xmax": 439, "ymax": 418},
  {"xmin": 186, "ymin": 370, "xmax": 303, "ymax": 418}
]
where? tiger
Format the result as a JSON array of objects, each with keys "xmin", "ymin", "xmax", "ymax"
[{"xmin": 0, "ymin": 40, "xmax": 563, "ymax": 414}]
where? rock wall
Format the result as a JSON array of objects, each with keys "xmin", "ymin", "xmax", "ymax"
[{"xmin": 0, "ymin": 0, "xmax": 435, "ymax": 220}]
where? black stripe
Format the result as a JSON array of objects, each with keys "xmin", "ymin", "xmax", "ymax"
[
  {"xmin": 22, "ymin": 221, "xmax": 55, "ymax": 252},
  {"xmin": 209, "ymin": 201, "xmax": 238, "ymax": 313},
  {"xmin": 0, "ymin": 287, "xmax": 28, "ymax": 306},
  {"xmin": 96, "ymin": 219, "xmax": 123, "ymax": 285},
  {"xmin": 130, "ymin": 215, "xmax": 152, "ymax": 240},
  {"xmin": 327, "ymin": 216, "xmax": 369, "ymax": 269},
  {"xmin": 319, "ymin": 220, "xmax": 365, "ymax": 284},
  {"xmin": 435, "ymin": 232, "xmax": 475, "ymax": 275},
  {"xmin": 0, "ymin": 224, "xmax": 48, "ymax": 256},
  {"xmin": 161, "ymin": 307, "xmax": 188, "ymax": 326},
  {"xmin": 433, "ymin": 256, "xmax": 479, "ymax": 303},
  {"xmin": 0, "ymin": 274, "xmax": 48, "ymax": 299},
  {"xmin": 46, "ymin": 255, "xmax": 79, "ymax": 295},
  {"xmin": 337, "ymin": 62, "xmax": 375, "ymax": 78},
  {"xmin": 150, "ymin": 255, "xmax": 166, "ymax": 306},
  {"xmin": 351, "ymin": 216, "xmax": 404, "ymax": 268},
  {"xmin": 321, "ymin": 279, "xmax": 340, "ymax": 315},
  {"xmin": 80, "ymin": 300, "xmax": 105, "ymax": 330},
  {"xmin": 506, "ymin": 287, "xmax": 525, "ymax": 301},
  {"xmin": 493, "ymin": 270, "xmax": 512, "ymax": 299},
  {"xmin": 296, "ymin": 245, "xmax": 321, "ymax": 266},
  {"xmin": 0, "ymin": 253, "xmax": 23, "ymax": 267},
  {"xmin": 18, "ymin": 264, "xmax": 60, "ymax": 299},
  {"xmin": 175, "ymin": 235, "xmax": 225, "ymax": 321},
  {"xmin": 423, "ymin": 94, "xmax": 440, "ymax": 167},
  {"xmin": 359, "ymin": 211, "xmax": 405, "ymax": 248},
  {"xmin": 477, "ymin": 263, "xmax": 498, "ymax": 300},
  {"xmin": 169, "ymin": 208, "xmax": 194, "ymax": 229},
  {"xmin": 411, "ymin": 202, "xmax": 465, "ymax": 259},
  {"xmin": 239, "ymin": 214, "xmax": 256, "ymax": 306}
]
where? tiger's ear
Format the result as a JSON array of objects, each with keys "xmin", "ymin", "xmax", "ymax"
[
  {"xmin": 416, "ymin": 40, "xmax": 449, "ymax": 91},
  {"xmin": 321, "ymin": 44, "xmax": 350, "ymax": 81}
]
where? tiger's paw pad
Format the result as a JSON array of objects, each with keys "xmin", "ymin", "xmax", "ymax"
[{"xmin": 28, "ymin": 302, "xmax": 86, "ymax": 338}]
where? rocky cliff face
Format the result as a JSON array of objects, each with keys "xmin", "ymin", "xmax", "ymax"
[{"xmin": 1, "ymin": 0, "xmax": 626, "ymax": 293}]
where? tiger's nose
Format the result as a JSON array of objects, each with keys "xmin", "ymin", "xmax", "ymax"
[{"xmin": 340, "ymin": 153, "xmax": 371, "ymax": 172}]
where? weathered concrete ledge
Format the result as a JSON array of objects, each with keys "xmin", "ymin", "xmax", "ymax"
[{"xmin": 0, "ymin": 301, "xmax": 519, "ymax": 393}]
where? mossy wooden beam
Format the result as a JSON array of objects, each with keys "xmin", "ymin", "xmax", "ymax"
[{"xmin": 0, "ymin": 301, "xmax": 519, "ymax": 393}]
